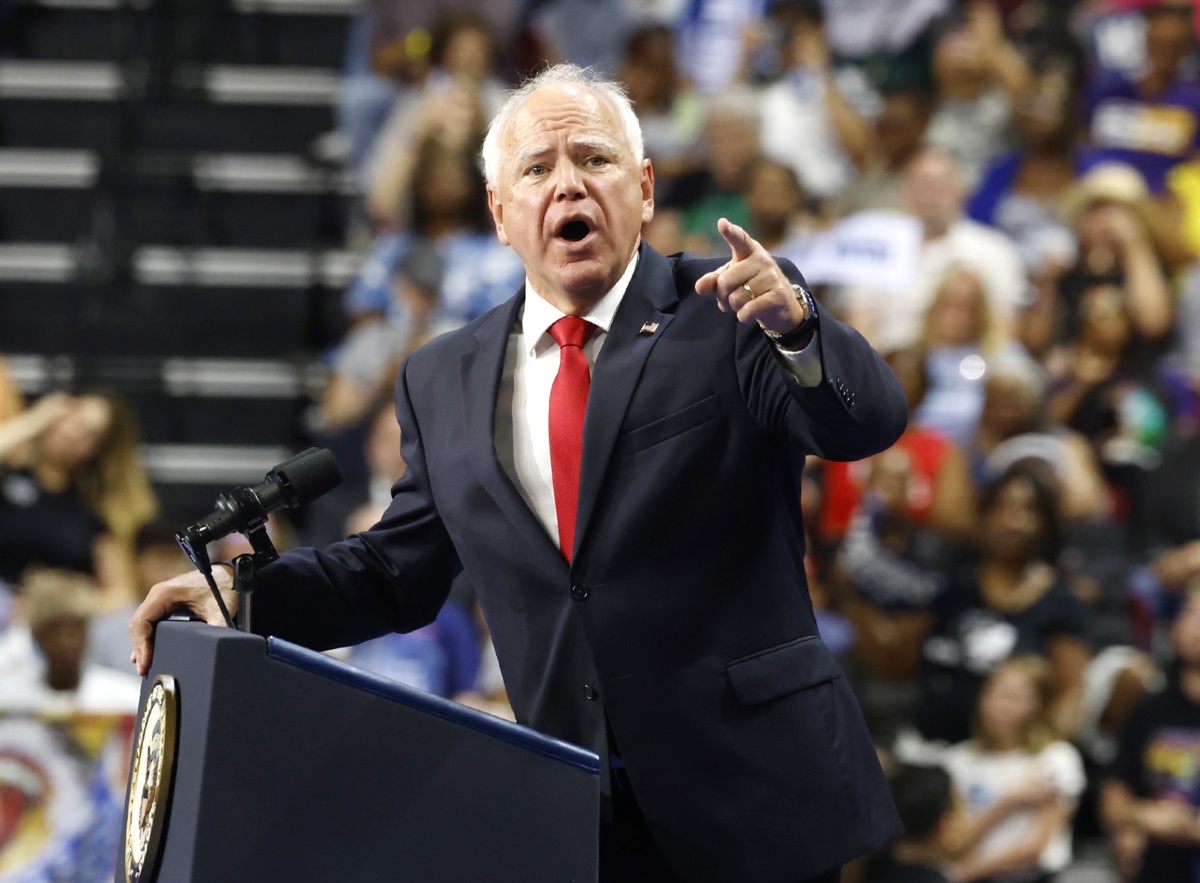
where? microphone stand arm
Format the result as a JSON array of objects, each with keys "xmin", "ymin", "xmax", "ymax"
[{"xmin": 231, "ymin": 521, "xmax": 279, "ymax": 634}]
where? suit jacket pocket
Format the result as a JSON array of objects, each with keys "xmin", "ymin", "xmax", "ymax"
[
  {"xmin": 726, "ymin": 636, "xmax": 843, "ymax": 705},
  {"xmin": 627, "ymin": 393, "xmax": 722, "ymax": 453}
]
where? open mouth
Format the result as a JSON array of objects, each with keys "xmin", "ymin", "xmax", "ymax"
[{"xmin": 558, "ymin": 220, "xmax": 592, "ymax": 242}]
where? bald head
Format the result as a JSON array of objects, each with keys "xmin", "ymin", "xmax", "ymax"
[{"xmin": 902, "ymin": 148, "xmax": 965, "ymax": 237}]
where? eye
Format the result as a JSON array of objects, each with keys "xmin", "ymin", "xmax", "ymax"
[
  {"xmin": 586, "ymin": 155, "xmax": 609, "ymax": 167},
  {"xmin": 526, "ymin": 164, "xmax": 546, "ymax": 177}
]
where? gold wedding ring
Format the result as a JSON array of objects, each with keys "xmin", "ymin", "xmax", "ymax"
[{"xmin": 742, "ymin": 283, "xmax": 755, "ymax": 299}]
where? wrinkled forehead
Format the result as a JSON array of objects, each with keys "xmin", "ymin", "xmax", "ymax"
[{"xmin": 502, "ymin": 84, "xmax": 630, "ymax": 156}]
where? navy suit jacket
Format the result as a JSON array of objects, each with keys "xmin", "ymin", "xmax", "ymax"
[{"xmin": 252, "ymin": 243, "xmax": 906, "ymax": 882}]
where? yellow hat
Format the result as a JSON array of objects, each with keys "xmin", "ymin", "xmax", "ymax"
[{"xmin": 1061, "ymin": 163, "xmax": 1151, "ymax": 226}]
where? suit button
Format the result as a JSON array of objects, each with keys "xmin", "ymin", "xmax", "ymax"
[
  {"xmin": 571, "ymin": 583, "xmax": 590, "ymax": 601},
  {"xmin": 584, "ymin": 683, "xmax": 598, "ymax": 700}
]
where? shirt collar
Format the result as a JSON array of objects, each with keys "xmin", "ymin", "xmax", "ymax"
[{"xmin": 522, "ymin": 251, "xmax": 639, "ymax": 357}]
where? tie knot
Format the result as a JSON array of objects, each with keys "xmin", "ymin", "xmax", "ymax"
[{"xmin": 548, "ymin": 316, "xmax": 597, "ymax": 350}]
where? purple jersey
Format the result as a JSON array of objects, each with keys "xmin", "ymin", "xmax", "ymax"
[{"xmin": 1085, "ymin": 73, "xmax": 1200, "ymax": 192}]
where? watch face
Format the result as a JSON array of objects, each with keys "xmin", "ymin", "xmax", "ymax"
[{"xmin": 124, "ymin": 675, "xmax": 179, "ymax": 883}]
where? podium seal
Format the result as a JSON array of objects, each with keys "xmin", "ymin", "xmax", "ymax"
[{"xmin": 125, "ymin": 674, "xmax": 179, "ymax": 883}]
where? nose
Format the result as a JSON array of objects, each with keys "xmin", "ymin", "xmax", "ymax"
[{"xmin": 552, "ymin": 160, "xmax": 585, "ymax": 200}]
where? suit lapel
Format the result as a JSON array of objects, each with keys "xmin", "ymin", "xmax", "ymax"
[
  {"xmin": 573, "ymin": 244, "xmax": 679, "ymax": 561},
  {"xmin": 460, "ymin": 294, "xmax": 564, "ymax": 563}
]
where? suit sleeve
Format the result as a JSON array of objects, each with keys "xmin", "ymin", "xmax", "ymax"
[
  {"xmin": 736, "ymin": 259, "xmax": 908, "ymax": 462},
  {"xmin": 249, "ymin": 358, "xmax": 461, "ymax": 651}
]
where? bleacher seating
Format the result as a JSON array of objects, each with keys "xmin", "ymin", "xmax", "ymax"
[{"xmin": 0, "ymin": 0, "xmax": 357, "ymax": 519}]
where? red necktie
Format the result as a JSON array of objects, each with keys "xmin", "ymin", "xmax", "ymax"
[{"xmin": 548, "ymin": 316, "xmax": 597, "ymax": 562}]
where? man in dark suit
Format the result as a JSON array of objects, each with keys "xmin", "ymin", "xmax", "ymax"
[{"xmin": 131, "ymin": 64, "xmax": 906, "ymax": 882}]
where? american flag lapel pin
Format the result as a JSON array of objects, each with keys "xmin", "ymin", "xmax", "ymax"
[{"xmin": 639, "ymin": 321, "xmax": 659, "ymax": 335}]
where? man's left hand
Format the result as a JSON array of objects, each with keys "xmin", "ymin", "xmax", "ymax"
[{"xmin": 694, "ymin": 218, "xmax": 809, "ymax": 337}]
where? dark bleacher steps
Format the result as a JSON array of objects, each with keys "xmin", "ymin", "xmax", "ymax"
[{"xmin": 0, "ymin": 0, "xmax": 357, "ymax": 519}]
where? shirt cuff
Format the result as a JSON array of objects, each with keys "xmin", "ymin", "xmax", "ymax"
[{"xmin": 772, "ymin": 329, "xmax": 823, "ymax": 387}]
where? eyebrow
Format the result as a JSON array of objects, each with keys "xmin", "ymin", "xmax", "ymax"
[
  {"xmin": 512, "ymin": 137, "xmax": 623, "ymax": 171},
  {"xmin": 571, "ymin": 137, "xmax": 621, "ymax": 156}
]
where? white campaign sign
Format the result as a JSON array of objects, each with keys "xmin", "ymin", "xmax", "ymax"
[{"xmin": 784, "ymin": 211, "xmax": 922, "ymax": 292}]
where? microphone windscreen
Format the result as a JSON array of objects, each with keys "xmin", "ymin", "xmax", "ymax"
[{"xmin": 271, "ymin": 447, "xmax": 343, "ymax": 506}]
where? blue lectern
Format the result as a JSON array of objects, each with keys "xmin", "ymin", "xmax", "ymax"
[{"xmin": 117, "ymin": 620, "xmax": 600, "ymax": 882}]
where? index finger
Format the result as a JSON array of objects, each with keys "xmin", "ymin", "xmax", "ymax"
[{"xmin": 717, "ymin": 217, "xmax": 757, "ymax": 262}]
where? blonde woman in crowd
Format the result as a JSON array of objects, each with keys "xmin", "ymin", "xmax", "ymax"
[
  {"xmin": 943, "ymin": 656, "xmax": 1085, "ymax": 883},
  {"xmin": 0, "ymin": 392, "xmax": 158, "ymax": 610},
  {"xmin": 916, "ymin": 265, "xmax": 1014, "ymax": 445}
]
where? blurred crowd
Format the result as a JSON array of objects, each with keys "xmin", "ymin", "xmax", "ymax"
[{"xmin": 6, "ymin": 0, "xmax": 1200, "ymax": 880}]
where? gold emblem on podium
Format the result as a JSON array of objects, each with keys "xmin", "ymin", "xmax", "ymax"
[{"xmin": 124, "ymin": 674, "xmax": 179, "ymax": 883}]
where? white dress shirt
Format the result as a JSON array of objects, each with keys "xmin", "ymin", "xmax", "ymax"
[{"xmin": 496, "ymin": 253, "xmax": 823, "ymax": 551}]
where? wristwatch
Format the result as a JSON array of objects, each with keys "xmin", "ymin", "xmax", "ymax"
[{"xmin": 762, "ymin": 284, "xmax": 818, "ymax": 350}]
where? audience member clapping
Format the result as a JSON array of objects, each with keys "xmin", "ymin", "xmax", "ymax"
[{"xmin": 1046, "ymin": 281, "xmax": 1173, "ymax": 488}]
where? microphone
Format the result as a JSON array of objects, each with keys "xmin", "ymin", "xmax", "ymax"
[{"xmin": 176, "ymin": 447, "xmax": 342, "ymax": 565}]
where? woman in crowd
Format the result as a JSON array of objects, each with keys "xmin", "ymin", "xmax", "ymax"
[
  {"xmin": 1056, "ymin": 163, "xmax": 1176, "ymax": 346},
  {"xmin": 943, "ymin": 656, "xmax": 1086, "ymax": 883},
  {"xmin": 911, "ymin": 462, "xmax": 1091, "ymax": 746},
  {"xmin": 843, "ymin": 461, "xmax": 1090, "ymax": 754},
  {"xmin": 966, "ymin": 352, "xmax": 1108, "ymax": 523},
  {"xmin": 746, "ymin": 158, "xmax": 818, "ymax": 257},
  {"xmin": 916, "ymin": 266, "xmax": 1013, "ymax": 446},
  {"xmin": 967, "ymin": 57, "xmax": 1083, "ymax": 276},
  {"xmin": 833, "ymin": 446, "xmax": 957, "ymax": 745},
  {"xmin": 925, "ymin": 2, "xmax": 1031, "ymax": 189},
  {"xmin": 1046, "ymin": 282, "xmax": 1173, "ymax": 507},
  {"xmin": 344, "ymin": 133, "xmax": 523, "ymax": 329},
  {"xmin": 0, "ymin": 393, "xmax": 158, "ymax": 609},
  {"xmin": 617, "ymin": 24, "xmax": 703, "ymax": 182},
  {"xmin": 816, "ymin": 347, "xmax": 976, "ymax": 551},
  {"xmin": 362, "ymin": 9, "xmax": 505, "ymax": 219}
]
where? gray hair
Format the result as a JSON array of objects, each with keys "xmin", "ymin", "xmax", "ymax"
[
  {"xmin": 480, "ymin": 63, "xmax": 645, "ymax": 187},
  {"xmin": 703, "ymin": 87, "xmax": 762, "ymax": 127}
]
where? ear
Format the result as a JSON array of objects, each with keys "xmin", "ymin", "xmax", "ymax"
[
  {"xmin": 640, "ymin": 158, "xmax": 655, "ymax": 227},
  {"xmin": 487, "ymin": 185, "xmax": 509, "ymax": 246}
]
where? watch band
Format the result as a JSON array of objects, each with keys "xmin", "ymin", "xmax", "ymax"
[{"xmin": 762, "ymin": 284, "xmax": 818, "ymax": 350}]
